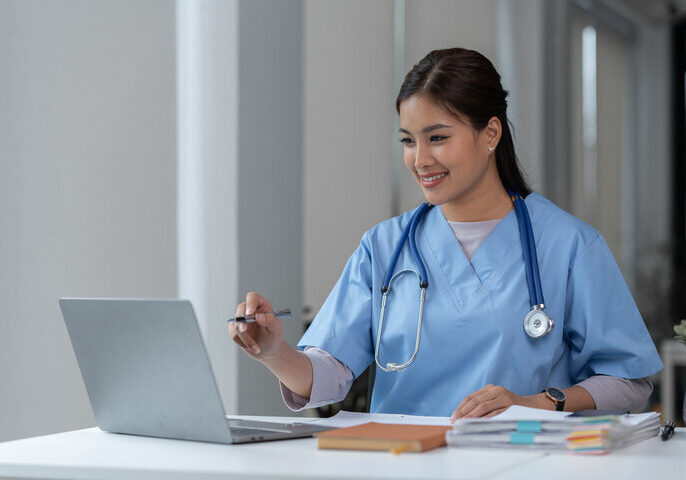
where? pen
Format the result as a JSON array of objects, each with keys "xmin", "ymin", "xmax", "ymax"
[
  {"xmin": 661, "ymin": 421, "xmax": 675, "ymax": 441},
  {"xmin": 228, "ymin": 309, "xmax": 293, "ymax": 323}
]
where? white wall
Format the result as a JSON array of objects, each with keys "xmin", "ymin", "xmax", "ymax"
[
  {"xmin": 0, "ymin": 0, "xmax": 177, "ymax": 441},
  {"xmin": 176, "ymin": 0, "xmax": 241, "ymax": 413},
  {"xmin": 303, "ymin": 0, "xmax": 394, "ymax": 315},
  {"xmin": 235, "ymin": 0, "xmax": 304, "ymax": 415},
  {"xmin": 496, "ymin": 0, "xmax": 546, "ymax": 194},
  {"xmin": 178, "ymin": 0, "xmax": 305, "ymax": 416}
]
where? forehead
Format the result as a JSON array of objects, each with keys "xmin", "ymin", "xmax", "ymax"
[{"xmin": 399, "ymin": 95, "xmax": 463, "ymax": 129}]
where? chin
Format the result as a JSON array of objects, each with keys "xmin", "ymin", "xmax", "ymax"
[{"xmin": 421, "ymin": 192, "xmax": 450, "ymax": 206}]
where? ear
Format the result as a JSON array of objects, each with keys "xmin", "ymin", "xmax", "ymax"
[{"xmin": 483, "ymin": 116, "xmax": 502, "ymax": 152}]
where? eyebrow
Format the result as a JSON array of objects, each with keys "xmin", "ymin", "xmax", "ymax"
[{"xmin": 399, "ymin": 123, "xmax": 453, "ymax": 135}]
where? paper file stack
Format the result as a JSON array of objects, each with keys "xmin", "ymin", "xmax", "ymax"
[
  {"xmin": 565, "ymin": 413, "xmax": 660, "ymax": 454},
  {"xmin": 446, "ymin": 406, "xmax": 660, "ymax": 454}
]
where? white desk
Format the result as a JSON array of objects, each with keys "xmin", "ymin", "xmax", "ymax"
[{"xmin": 0, "ymin": 423, "xmax": 683, "ymax": 480}]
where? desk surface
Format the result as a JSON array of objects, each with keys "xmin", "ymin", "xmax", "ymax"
[{"xmin": 0, "ymin": 422, "xmax": 683, "ymax": 480}]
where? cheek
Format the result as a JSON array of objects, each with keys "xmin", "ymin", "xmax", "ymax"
[
  {"xmin": 443, "ymin": 143, "xmax": 477, "ymax": 169},
  {"xmin": 402, "ymin": 149, "xmax": 415, "ymax": 171}
]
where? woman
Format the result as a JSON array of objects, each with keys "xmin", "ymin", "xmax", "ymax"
[{"xmin": 230, "ymin": 48, "xmax": 662, "ymax": 419}]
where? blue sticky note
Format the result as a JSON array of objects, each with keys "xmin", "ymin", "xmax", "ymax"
[
  {"xmin": 516, "ymin": 421, "xmax": 542, "ymax": 433},
  {"xmin": 510, "ymin": 432, "xmax": 535, "ymax": 444}
]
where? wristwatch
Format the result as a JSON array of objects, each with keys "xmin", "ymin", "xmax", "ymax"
[{"xmin": 543, "ymin": 387, "xmax": 566, "ymax": 411}]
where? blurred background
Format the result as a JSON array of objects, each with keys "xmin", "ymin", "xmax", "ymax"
[{"xmin": 1, "ymin": 0, "xmax": 686, "ymax": 442}]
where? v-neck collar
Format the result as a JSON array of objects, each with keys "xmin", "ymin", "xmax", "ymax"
[{"xmin": 417, "ymin": 201, "xmax": 521, "ymax": 313}]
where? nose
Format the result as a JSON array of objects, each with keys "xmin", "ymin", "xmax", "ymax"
[{"xmin": 414, "ymin": 142, "xmax": 435, "ymax": 170}]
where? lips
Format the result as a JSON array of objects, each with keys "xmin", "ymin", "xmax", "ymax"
[{"xmin": 419, "ymin": 171, "xmax": 448, "ymax": 188}]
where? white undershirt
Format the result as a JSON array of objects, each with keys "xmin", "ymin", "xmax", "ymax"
[{"xmin": 447, "ymin": 218, "xmax": 503, "ymax": 260}]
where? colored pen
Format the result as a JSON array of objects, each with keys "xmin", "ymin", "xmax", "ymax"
[
  {"xmin": 661, "ymin": 421, "xmax": 676, "ymax": 441},
  {"xmin": 228, "ymin": 309, "xmax": 293, "ymax": 323}
]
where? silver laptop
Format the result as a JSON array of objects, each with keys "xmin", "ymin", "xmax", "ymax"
[{"xmin": 59, "ymin": 298, "xmax": 331, "ymax": 444}]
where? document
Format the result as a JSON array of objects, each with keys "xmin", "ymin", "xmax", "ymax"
[
  {"xmin": 447, "ymin": 405, "xmax": 660, "ymax": 453},
  {"xmin": 311, "ymin": 410, "xmax": 451, "ymax": 428}
]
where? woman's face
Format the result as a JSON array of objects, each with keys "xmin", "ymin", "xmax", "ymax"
[{"xmin": 399, "ymin": 94, "xmax": 499, "ymax": 211}]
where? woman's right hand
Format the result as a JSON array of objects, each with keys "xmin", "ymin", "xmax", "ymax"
[{"xmin": 229, "ymin": 292, "xmax": 285, "ymax": 362}]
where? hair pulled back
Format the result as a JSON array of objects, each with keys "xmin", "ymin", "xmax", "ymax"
[{"xmin": 396, "ymin": 48, "xmax": 531, "ymax": 196}]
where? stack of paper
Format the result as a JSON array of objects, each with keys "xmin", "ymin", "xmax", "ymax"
[
  {"xmin": 446, "ymin": 406, "xmax": 659, "ymax": 454},
  {"xmin": 566, "ymin": 412, "xmax": 660, "ymax": 454}
]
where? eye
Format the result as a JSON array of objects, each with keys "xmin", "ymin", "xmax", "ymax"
[
  {"xmin": 430, "ymin": 135, "xmax": 448, "ymax": 142},
  {"xmin": 399, "ymin": 137, "xmax": 414, "ymax": 145}
]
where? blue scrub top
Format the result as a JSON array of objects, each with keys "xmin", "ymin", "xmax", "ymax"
[{"xmin": 298, "ymin": 193, "xmax": 663, "ymax": 416}]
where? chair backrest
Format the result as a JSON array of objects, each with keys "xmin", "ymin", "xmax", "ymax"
[{"xmin": 366, "ymin": 363, "xmax": 376, "ymax": 412}]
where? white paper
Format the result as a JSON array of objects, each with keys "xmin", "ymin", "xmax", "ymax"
[
  {"xmin": 310, "ymin": 410, "xmax": 452, "ymax": 428},
  {"xmin": 490, "ymin": 405, "xmax": 572, "ymax": 421},
  {"xmin": 616, "ymin": 411, "xmax": 659, "ymax": 426}
]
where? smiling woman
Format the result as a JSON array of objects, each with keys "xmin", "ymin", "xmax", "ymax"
[
  {"xmin": 396, "ymin": 48, "xmax": 529, "ymax": 223},
  {"xmin": 399, "ymin": 95, "xmax": 512, "ymax": 222},
  {"xmin": 229, "ymin": 47, "xmax": 662, "ymax": 420}
]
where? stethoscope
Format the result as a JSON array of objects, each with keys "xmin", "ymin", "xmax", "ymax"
[{"xmin": 374, "ymin": 190, "xmax": 553, "ymax": 373}]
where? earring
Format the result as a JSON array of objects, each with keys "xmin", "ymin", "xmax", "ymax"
[{"xmin": 488, "ymin": 146, "xmax": 495, "ymax": 152}]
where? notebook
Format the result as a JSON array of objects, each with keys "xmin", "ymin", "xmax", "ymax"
[{"xmin": 317, "ymin": 422, "xmax": 452, "ymax": 453}]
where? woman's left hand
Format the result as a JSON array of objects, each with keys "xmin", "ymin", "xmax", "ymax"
[{"xmin": 450, "ymin": 384, "xmax": 547, "ymax": 422}]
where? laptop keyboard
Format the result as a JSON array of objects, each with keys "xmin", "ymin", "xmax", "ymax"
[
  {"xmin": 226, "ymin": 418, "xmax": 332, "ymax": 442},
  {"xmin": 228, "ymin": 424, "xmax": 293, "ymax": 434}
]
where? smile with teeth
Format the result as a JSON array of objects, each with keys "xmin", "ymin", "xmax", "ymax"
[{"xmin": 421, "ymin": 172, "xmax": 448, "ymax": 181}]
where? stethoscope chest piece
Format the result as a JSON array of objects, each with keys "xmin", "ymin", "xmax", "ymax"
[{"xmin": 524, "ymin": 306, "xmax": 554, "ymax": 338}]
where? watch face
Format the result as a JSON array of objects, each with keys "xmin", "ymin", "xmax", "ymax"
[{"xmin": 546, "ymin": 387, "xmax": 566, "ymax": 402}]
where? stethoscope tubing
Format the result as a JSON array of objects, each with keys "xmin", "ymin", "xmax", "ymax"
[
  {"xmin": 522, "ymin": 196, "xmax": 544, "ymax": 306},
  {"xmin": 509, "ymin": 190, "xmax": 545, "ymax": 307},
  {"xmin": 382, "ymin": 202, "xmax": 432, "ymax": 291},
  {"xmin": 376, "ymin": 191, "xmax": 552, "ymax": 374},
  {"xmin": 408, "ymin": 203, "xmax": 430, "ymax": 287}
]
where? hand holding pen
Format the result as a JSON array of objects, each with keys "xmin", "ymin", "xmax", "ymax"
[
  {"xmin": 228, "ymin": 309, "xmax": 293, "ymax": 323},
  {"xmin": 228, "ymin": 292, "xmax": 288, "ymax": 359},
  {"xmin": 229, "ymin": 292, "xmax": 316, "ymax": 400}
]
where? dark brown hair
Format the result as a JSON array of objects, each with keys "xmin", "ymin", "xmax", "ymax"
[{"xmin": 396, "ymin": 48, "xmax": 531, "ymax": 196}]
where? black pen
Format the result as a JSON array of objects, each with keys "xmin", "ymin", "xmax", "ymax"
[
  {"xmin": 228, "ymin": 309, "xmax": 293, "ymax": 323},
  {"xmin": 661, "ymin": 421, "xmax": 676, "ymax": 441}
]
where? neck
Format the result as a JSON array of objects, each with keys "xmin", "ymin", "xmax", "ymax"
[{"xmin": 440, "ymin": 179, "xmax": 514, "ymax": 222}]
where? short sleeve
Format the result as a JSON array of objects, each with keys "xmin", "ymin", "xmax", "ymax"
[
  {"xmin": 564, "ymin": 235, "xmax": 663, "ymax": 382},
  {"xmin": 298, "ymin": 235, "xmax": 374, "ymax": 378}
]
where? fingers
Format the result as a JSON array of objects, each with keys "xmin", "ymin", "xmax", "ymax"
[
  {"xmin": 235, "ymin": 301, "xmax": 247, "ymax": 318},
  {"xmin": 229, "ymin": 323, "xmax": 258, "ymax": 355},
  {"xmin": 253, "ymin": 311, "xmax": 282, "ymax": 332},
  {"xmin": 242, "ymin": 292, "xmax": 281, "ymax": 331},
  {"xmin": 451, "ymin": 385, "xmax": 515, "ymax": 422},
  {"xmin": 462, "ymin": 397, "xmax": 508, "ymax": 419},
  {"xmin": 485, "ymin": 407, "xmax": 508, "ymax": 418},
  {"xmin": 244, "ymin": 291, "xmax": 272, "ymax": 316},
  {"xmin": 451, "ymin": 384, "xmax": 497, "ymax": 421},
  {"xmin": 229, "ymin": 300, "xmax": 260, "ymax": 355},
  {"xmin": 229, "ymin": 292, "xmax": 279, "ymax": 358},
  {"xmin": 230, "ymin": 322, "xmax": 261, "ymax": 355}
]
